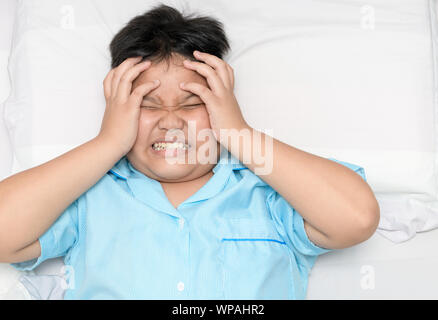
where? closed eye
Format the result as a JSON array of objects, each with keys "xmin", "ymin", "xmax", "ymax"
[
  {"xmin": 141, "ymin": 104, "xmax": 204, "ymax": 110},
  {"xmin": 182, "ymin": 103, "xmax": 204, "ymax": 109},
  {"xmin": 142, "ymin": 106, "xmax": 160, "ymax": 110}
]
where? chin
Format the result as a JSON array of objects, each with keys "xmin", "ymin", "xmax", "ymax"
[{"xmin": 151, "ymin": 164, "xmax": 194, "ymax": 181}]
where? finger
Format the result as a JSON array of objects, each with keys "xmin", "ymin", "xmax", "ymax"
[
  {"xmin": 129, "ymin": 80, "xmax": 161, "ymax": 107},
  {"xmin": 183, "ymin": 60, "xmax": 226, "ymax": 95},
  {"xmin": 179, "ymin": 82, "xmax": 214, "ymax": 105},
  {"xmin": 192, "ymin": 51, "xmax": 232, "ymax": 90},
  {"xmin": 115, "ymin": 60, "xmax": 152, "ymax": 102},
  {"xmin": 226, "ymin": 65, "xmax": 234, "ymax": 90},
  {"xmin": 103, "ymin": 69, "xmax": 115, "ymax": 100},
  {"xmin": 111, "ymin": 56, "xmax": 143, "ymax": 99}
]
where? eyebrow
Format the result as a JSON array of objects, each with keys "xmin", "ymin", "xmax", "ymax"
[{"xmin": 143, "ymin": 93, "xmax": 197, "ymax": 104}]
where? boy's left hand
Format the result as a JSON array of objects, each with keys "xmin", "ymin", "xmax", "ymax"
[{"xmin": 180, "ymin": 50, "xmax": 250, "ymax": 141}]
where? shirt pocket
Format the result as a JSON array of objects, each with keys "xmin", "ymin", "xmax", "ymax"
[{"xmin": 218, "ymin": 218, "xmax": 294, "ymax": 299}]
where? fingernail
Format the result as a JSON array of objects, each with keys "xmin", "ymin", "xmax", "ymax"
[
  {"xmin": 180, "ymin": 82, "xmax": 185, "ymax": 87},
  {"xmin": 154, "ymin": 79, "xmax": 160, "ymax": 85}
]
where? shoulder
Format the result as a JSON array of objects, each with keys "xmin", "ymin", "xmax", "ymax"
[
  {"xmin": 230, "ymin": 165, "xmax": 270, "ymax": 185},
  {"xmin": 228, "ymin": 166, "xmax": 276, "ymax": 202},
  {"xmin": 72, "ymin": 172, "xmax": 120, "ymax": 206}
]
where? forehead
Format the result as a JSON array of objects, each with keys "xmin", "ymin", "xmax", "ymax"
[
  {"xmin": 143, "ymin": 92, "xmax": 197, "ymax": 103},
  {"xmin": 132, "ymin": 57, "xmax": 206, "ymax": 88}
]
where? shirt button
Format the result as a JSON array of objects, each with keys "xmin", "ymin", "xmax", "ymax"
[
  {"xmin": 177, "ymin": 281, "xmax": 185, "ymax": 292},
  {"xmin": 178, "ymin": 218, "xmax": 185, "ymax": 230}
]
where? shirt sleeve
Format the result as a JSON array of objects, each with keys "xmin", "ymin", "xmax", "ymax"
[
  {"xmin": 10, "ymin": 197, "xmax": 80, "ymax": 272},
  {"xmin": 266, "ymin": 157, "xmax": 367, "ymax": 272}
]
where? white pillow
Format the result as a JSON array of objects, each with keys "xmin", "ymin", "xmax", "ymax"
[
  {"xmin": 4, "ymin": 0, "xmax": 438, "ymax": 242},
  {"xmin": 0, "ymin": 0, "xmax": 16, "ymax": 181}
]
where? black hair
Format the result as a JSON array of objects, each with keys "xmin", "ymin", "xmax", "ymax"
[{"xmin": 109, "ymin": 3, "xmax": 230, "ymax": 69}]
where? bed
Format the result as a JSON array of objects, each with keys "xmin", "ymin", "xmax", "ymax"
[{"xmin": 1, "ymin": 0, "xmax": 438, "ymax": 299}]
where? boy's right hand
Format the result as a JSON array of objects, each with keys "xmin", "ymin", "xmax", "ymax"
[{"xmin": 98, "ymin": 57, "xmax": 160, "ymax": 155}]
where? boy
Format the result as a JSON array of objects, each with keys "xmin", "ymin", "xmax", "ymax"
[{"xmin": 0, "ymin": 4, "xmax": 379, "ymax": 299}]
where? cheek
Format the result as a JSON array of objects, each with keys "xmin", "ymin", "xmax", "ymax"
[
  {"xmin": 187, "ymin": 108, "xmax": 211, "ymax": 129},
  {"xmin": 139, "ymin": 110, "xmax": 159, "ymax": 126},
  {"xmin": 136, "ymin": 112, "xmax": 156, "ymax": 138},
  {"xmin": 190, "ymin": 110, "xmax": 217, "ymax": 145}
]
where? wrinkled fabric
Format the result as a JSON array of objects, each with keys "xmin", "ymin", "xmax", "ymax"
[
  {"xmin": 18, "ymin": 274, "xmax": 66, "ymax": 300},
  {"xmin": 11, "ymin": 147, "xmax": 366, "ymax": 299}
]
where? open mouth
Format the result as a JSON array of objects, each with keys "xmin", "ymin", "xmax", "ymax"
[{"xmin": 151, "ymin": 141, "xmax": 191, "ymax": 151}]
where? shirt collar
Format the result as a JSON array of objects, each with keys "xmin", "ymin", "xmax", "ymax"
[{"xmin": 108, "ymin": 146, "xmax": 246, "ymax": 217}]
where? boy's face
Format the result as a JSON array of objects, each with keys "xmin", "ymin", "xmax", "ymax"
[{"xmin": 126, "ymin": 54, "xmax": 220, "ymax": 182}]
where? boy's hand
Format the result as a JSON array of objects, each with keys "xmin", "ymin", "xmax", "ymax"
[
  {"xmin": 180, "ymin": 51, "xmax": 250, "ymax": 141},
  {"xmin": 99, "ymin": 57, "xmax": 160, "ymax": 155}
]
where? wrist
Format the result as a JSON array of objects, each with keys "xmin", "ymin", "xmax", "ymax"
[
  {"xmin": 218, "ymin": 122, "xmax": 254, "ymax": 155},
  {"xmin": 93, "ymin": 134, "xmax": 128, "ymax": 159}
]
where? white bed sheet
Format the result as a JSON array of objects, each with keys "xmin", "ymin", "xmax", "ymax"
[
  {"xmin": 0, "ymin": 0, "xmax": 24, "ymax": 299},
  {"xmin": 0, "ymin": 0, "xmax": 15, "ymax": 181},
  {"xmin": 1, "ymin": 0, "xmax": 438, "ymax": 300},
  {"xmin": 308, "ymin": 229, "xmax": 438, "ymax": 299}
]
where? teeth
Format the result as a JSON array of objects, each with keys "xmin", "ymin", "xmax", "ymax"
[{"xmin": 152, "ymin": 142, "xmax": 189, "ymax": 151}]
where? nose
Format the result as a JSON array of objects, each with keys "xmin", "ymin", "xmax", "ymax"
[{"xmin": 157, "ymin": 108, "xmax": 185, "ymax": 131}]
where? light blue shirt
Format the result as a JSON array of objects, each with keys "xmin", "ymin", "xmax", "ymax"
[{"xmin": 11, "ymin": 147, "xmax": 367, "ymax": 299}]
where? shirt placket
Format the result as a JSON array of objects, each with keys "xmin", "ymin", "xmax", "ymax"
[{"xmin": 174, "ymin": 211, "xmax": 190, "ymax": 298}]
